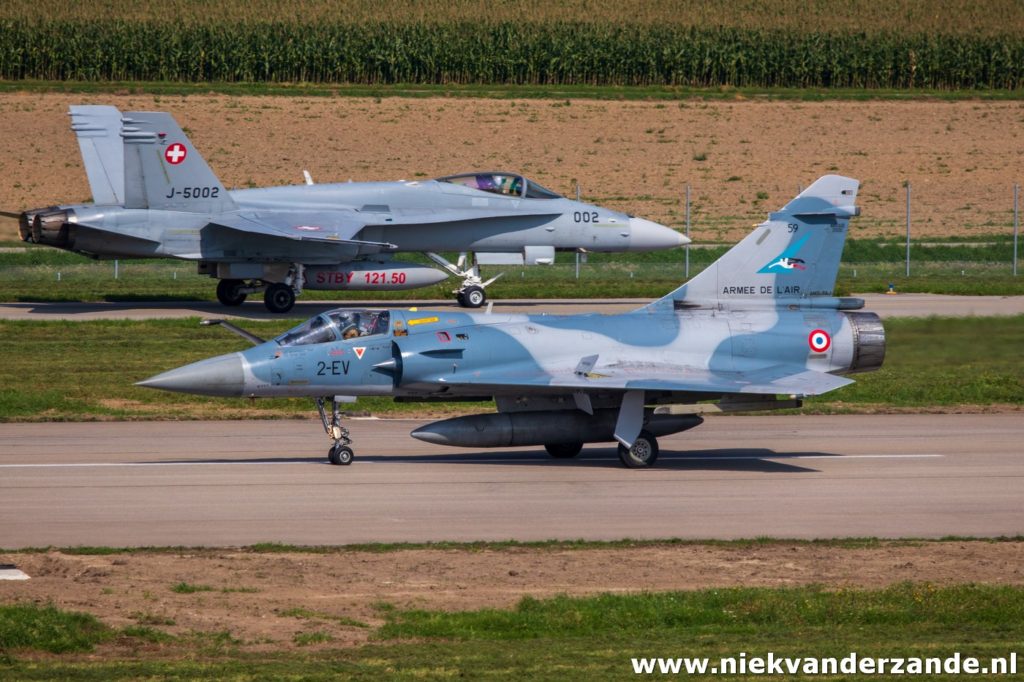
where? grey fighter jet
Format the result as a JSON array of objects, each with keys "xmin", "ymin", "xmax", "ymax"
[
  {"xmin": 139, "ymin": 175, "xmax": 884, "ymax": 468},
  {"xmin": 15, "ymin": 105, "xmax": 685, "ymax": 312}
]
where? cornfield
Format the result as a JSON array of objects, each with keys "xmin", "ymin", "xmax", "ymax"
[
  {"xmin": 1, "ymin": 21, "xmax": 1021, "ymax": 89},
  {"xmin": 4, "ymin": 0, "xmax": 1024, "ymax": 36}
]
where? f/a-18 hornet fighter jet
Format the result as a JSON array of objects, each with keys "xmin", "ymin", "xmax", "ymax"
[
  {"xmin": 139, "ymin": 175, "xmax": 884, "ymax": 468},
  {"xmin": 13, "ymin": 105, "xmax": 685, "ymax": 312}
]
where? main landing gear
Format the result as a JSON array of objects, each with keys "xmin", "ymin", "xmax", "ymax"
[
  {"xmin": 424, "ymin": 252, "xmax": 502, "ymax": 309},
  {"xmin": 215, "ymin": 279, "xmax": 248, "ymax": 306},
  {"xmin": 544, "ymin": 433, "xmax": 659, "ymax": 467},
  {"xmin": 617, "ymin": 430, "xmax": 659, "ymax": 468},
  {"xmin": 214, "ymin": 264, "xmax": 305, "ymax": 314},
  {"xmin": 263, "ymin": 282, "xmax": 296, "ymax": 314},
  {"xmin": 317, "ymin": 397, "xmax": 354, "ymax": 465}
]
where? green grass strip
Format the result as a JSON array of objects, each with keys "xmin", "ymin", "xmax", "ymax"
[
  {"xmin": 2, "ymin": 584, "xmax": 1022, "ymax": 679},
  {"xmin": 0, "ymin": 315, "xmax": 1021, "ymax": 421},
  {"xmin": 0, "ymin": 604, "xmax": 111, "ymax": 654},
  {"xmin": 378, "ymin": 583, "xmax": 1024, "ymax": 640}
]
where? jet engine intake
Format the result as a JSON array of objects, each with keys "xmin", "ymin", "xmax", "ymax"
[{"xmin": 843, "ymin": 311, "xmax": 886, "ymax": 374}]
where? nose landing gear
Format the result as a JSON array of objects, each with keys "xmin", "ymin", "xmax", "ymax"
[
  {"xmin": 424, "ymin": 252, "xmax": 502, "ymax": 309},
  {"xmin": 317, "ymin": 396, "xmax": 354, "ymax": 465}
]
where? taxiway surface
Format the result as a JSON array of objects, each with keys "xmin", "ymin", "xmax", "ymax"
[
  {"xmin": 1, "ymin": 293, "xmax": 1023, "ymax": 320},
  {"xmin": 1, "ymin": 414, "xmax": 1020, "ymax": 547}
]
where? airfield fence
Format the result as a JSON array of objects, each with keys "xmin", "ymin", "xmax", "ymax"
[
  {"xmin": 0, "ymin": 255, "xmax": 1018, "ymax": 303},
  {"xmin": 1, "ymin": 20, "xmax": 1023, "ymax": 89},
  {"xmin": 1, "ymin": 181, "xmax": 1019, "ymax": 300}
]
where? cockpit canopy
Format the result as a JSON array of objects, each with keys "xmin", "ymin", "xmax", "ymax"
[
  {"xmin": 437, "ymin": 172, "xmax": 562, "ymax": 200},
  {"xmin": 275, "ymin": 309, "xmax": 391, "ymax": 347}
]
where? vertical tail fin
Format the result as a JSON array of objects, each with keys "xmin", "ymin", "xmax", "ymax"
[
  {"xmin": 646, "ymin": 175, "xmax": 859, "ymax": 309},
  {"xmin": 69, "ymin": 105, "xmax": 125, "ymax": 205},
  {"xmin": 121, "ymin": 111, "xmax": 236, "ymax": 213}
]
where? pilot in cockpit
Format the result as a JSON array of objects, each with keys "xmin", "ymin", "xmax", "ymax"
[{"xmin": 339, "ymin": 312, "xmax": 362, "ymax": 339}]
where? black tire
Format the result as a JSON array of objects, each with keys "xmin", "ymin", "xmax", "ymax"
[
  {"xmin": 328, "ymin": 444, "xmax": 354, "ymax": 466},
  {"xmin": 460, "ymin": 285, "xmax": 486, "ymax": 308},
  {"xmin": 545, "ymin": 442, "xmax": 583, "ymax": 458},
  {"xmin": 216, "ymin": 279, "xmax": 247, "ymax": 306},
  {"xmin": 617, "ymin": 430, "xmax": 659, "ymax": 468},
  {"xmin": 264, "ymin": 283, "xmax": 296, "ymax": 313},
  {"xmin": 455, "ymin": 291, "xmax": 467, "ymax": 307}
]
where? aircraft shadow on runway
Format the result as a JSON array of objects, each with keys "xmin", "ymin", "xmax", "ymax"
[{"xmin": 149, "ymin": 448, "xmax": 832, "ymax": 473}]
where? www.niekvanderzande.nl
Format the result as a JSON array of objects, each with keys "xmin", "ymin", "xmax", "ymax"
[{"xmin": 630, "ymin": 651, "xmax": 1019, "ymax": 675}]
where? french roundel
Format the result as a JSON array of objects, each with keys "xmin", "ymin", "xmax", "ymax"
[
  {"xmin": 164, "ymin": 143, "xmax": 187, "ymax": 165},
  {"xmin": 808, "ymin": 329, "xmax": 831, "ymax": 353}
]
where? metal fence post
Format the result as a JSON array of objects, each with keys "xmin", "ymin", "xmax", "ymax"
[
  {"xmin": 1014, "ymin": 184, "xmax": 1019, "ymax": 276},
  {"xmin": 114, "ymin": 259, "xmax": 119, "ymax": 280},
  {"xmin": 575, "ymin": 183, "xmax": 581, "ymax": 202},
  {"xmin": 905, "ymin": 181, "xmax": 911, "ymax": 278},
  {"xmin": 685, "ymin": 184, "xmax": 691, "ymax": 279}
]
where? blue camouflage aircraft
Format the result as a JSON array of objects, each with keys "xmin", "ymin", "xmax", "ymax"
[
  {"xmin": 138, "ymin": 175, "xmax": 885, "ymax": 468},
  {"xmin": 12, "ymin": 105, "xmax": 684, "ymax": 312}
]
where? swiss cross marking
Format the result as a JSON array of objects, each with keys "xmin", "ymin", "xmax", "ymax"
[{"xmin": 164, "ymin": 143, "xmax": 187, "ymax": 165}]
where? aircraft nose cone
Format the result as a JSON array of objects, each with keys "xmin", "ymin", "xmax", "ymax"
[
  {"xmin": 628, "ymin": 217, "xmax": 689, "ymax": 250},
  {"xmin": 136, "ymin": 353, "xmax": 246, "ymax": 397}
]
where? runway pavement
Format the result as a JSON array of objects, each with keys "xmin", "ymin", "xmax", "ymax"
[
  {"xmin": 1, "ymin": 414, "xmax": 1021, "ymax": 548},
  {"xmin": 1, "ymin": 293, "xmax": 1023, "ymax": 320}
]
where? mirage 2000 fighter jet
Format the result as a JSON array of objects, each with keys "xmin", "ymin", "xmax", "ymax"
[{"xmin": 139, "ymin": 175, "xmax": 884, "ymax": 468}]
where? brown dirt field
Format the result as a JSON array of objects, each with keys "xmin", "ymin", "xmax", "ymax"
[
  {"xmin": 1, "ymin": 93, "xmax": 1022, "ymax": 244},
  {"xmin": 3, "ymin": 542, "xmax": 1023, "ymax": 654}
]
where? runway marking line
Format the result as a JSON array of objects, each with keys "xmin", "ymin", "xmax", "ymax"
[{"xmin": 0, "ymin": 454, "xmax": 944, "ymax": 469}]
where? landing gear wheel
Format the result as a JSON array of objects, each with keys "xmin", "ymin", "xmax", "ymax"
[
  {"xmin": 545, "ymin": 442, "xmax": 583, "ymax": 458},
  {"xmin": 617, "ymin": 430, "xmax": 659, "ymax": 468},
  {"xmin": 424, "ymin": 251, "xmax": 501, "ymax": 309},
  {"xmin": 264, "ymin": 283, "xmax": 296, "ymax": 313},
  {"xmin": 216, "ymin": 279, "xmax": 247, "ymax": 306},
  {"xmin": 317, "ymin": 397, "xmax": 354, "ymax": 468},
  {"xmin": 328, "ymin": 443, "xmax": 354, "ymax": 465},
  {"xmin": 459, "ymin": 285, "xmax": 486, "ymax": 308}
]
